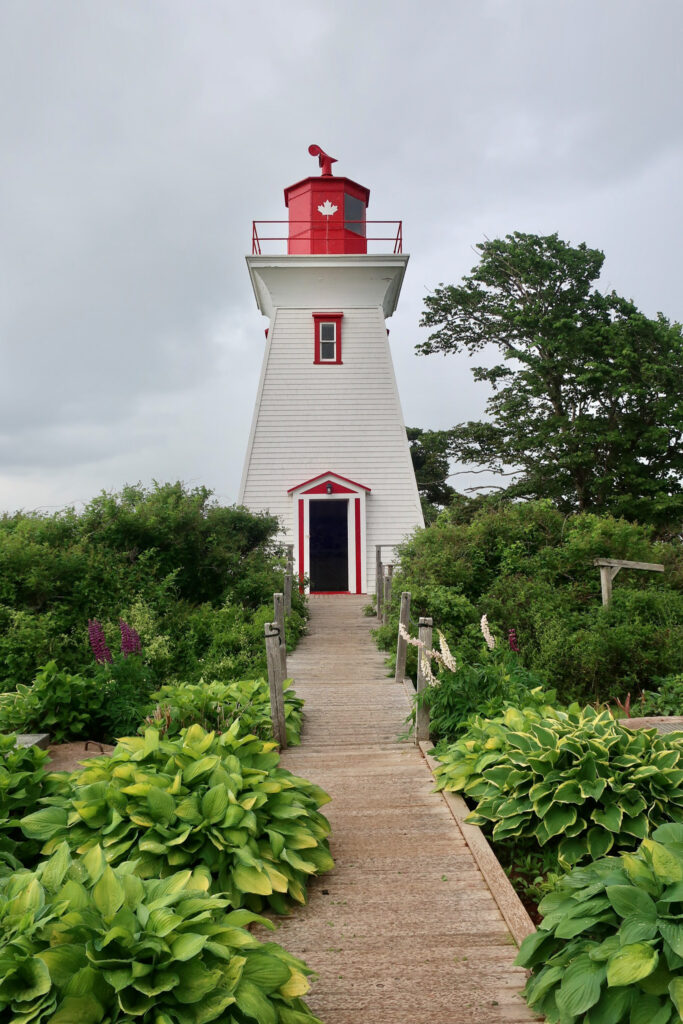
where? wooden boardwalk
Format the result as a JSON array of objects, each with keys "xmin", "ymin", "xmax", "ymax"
[{"xmin": 269, "ymin": 595, "xmax": 537, "ymax": 1024}]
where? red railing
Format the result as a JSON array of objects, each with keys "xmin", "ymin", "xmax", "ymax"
[{"xmin": 251, "ymin": 220, "xmax": 403, "ymax": 255}]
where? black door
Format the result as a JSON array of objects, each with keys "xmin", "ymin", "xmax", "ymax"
[{"xmin": 309, "ymin": 500, "xmax": 349, "ymax": 592}]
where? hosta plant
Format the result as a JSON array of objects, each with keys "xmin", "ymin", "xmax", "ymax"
[
  {"xmin": 22, "ymin": 722, "xmax": 333, "ymax": 912},
  {"xmin": 0, "ymin": 840, "xmax": 323, "ymax": 1024},
  {"xmin": 0, "ymin": 734, "xmax": 50, "ymax": 873},
  {"xmin": 143, "ymin": 676, "xmax": 304, "ymax": 747},
  {"xmin": 516, "ymin": 823, "xmax": 683, "ymax": 1023},
  {"xmin": 435, "ymin": 704, "xmax": 683, "ymax": 868}
]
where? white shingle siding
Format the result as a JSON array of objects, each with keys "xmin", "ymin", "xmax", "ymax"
[{"xmin": 239, "ymin": 255, "xmax": 424, "ymax": 593}]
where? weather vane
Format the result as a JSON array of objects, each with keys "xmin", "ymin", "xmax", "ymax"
[{"xmin": 308, "ymin": 144, "xmax": 337, "ymax": 177}]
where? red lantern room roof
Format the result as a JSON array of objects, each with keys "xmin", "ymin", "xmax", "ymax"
[{"xmin": 283, "ymin": 145, "xmax": 371, "ymax": 255}]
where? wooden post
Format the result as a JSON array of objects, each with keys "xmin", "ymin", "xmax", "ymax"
[
  {"xmin": 376, "ymin": 545, "xmax": 383, "ymax": 621},
  {"xmin": 284, "ymin": 560, "xmax": 293, "ymax": 615},
  {"xmin": 593, "ymin": 558, "xmax": 664, "ymax": 607},
  {"xmin": 415, "ymin": 616, "xmax": 433, "ymax": 744},
  {"xmin": 383, "ymin": 564, "xmax": 393, "ymax": 626},
  {"xmin": 264, "ymin": 622, "xmax": 287, "ymax": 748},
  {"xmin": 395, "ymin": 591, "xmax": 411, "ymax": 684},
  {"xmin": 274, "ymin": 593, "xmax": 287, "ymax": 677}
]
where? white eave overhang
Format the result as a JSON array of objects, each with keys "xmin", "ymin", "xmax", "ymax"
[{"xmin": 245, "ymin": 253, "xmax": 409, "ymax": 320}]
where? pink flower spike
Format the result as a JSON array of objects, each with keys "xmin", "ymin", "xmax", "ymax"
[
  {"xmin": 88, "ymin": 619, "xmax": 113, "ymax": 664},
  {"xmin": 119, "ymin": 619, "xmax": 142, "ymax": 657}
]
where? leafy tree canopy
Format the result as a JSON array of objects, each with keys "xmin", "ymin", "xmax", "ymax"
[
  {"xmin": 406, "ymin": 427, "xmax": 455, "ymax": 521},
  {"xmin": 418, "ymin": 232, "xmax": 683, "ymax": 533}
]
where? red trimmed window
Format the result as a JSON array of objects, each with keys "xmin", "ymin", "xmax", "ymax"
[{"xmin": 313, "ymin": 312, "xmax": 343, "ymax": 365}]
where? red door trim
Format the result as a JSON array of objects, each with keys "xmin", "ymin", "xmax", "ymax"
[
  {"xmin": 298, "ymin": 498, "xmax": 305, "ymax": 592},
  {"xmin": 354, "ymin": 498, "xmax": 361, "ymax": 593}
]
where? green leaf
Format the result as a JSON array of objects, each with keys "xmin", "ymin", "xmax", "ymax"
[
  {"xmin": 171, "ymin": 933, "xmax": 208, "ymax": 961},
  {"xmin": 586, "ymin": 984, "xmax": 633, "ymax": 1024},
  {"xmin": 670, "ymin": 978, "xmax": 683, "ymax": 1020},
  {"xmin": 541, "ymin": 803, "xmax": 578, "ymax": 840},
  {"xmin": 653, "ymin": 824, "xmax": 683, "ymax": 845},
  {"xmin": 37, "ymin": 945, "xmax": 87, "ymax": 988},
  {"xmin": 39, "ymin": 842, "xmax": 72, "ymax": 891},
  {"xmin": 554, "ymin": 780, "xmax": 582, "ymax": 804},
  {"xmin": 514, "ymin": 928, "xmax": 554, "ymax": 968},
  {"xmin": 558, "ymin": 833, "xmax": 590, "ymax": 866},
  {"xmin": 183, "ymin": 756, "xmax": 219, "ymax": 783},
  {"xmin": 241, "ymin": 952, "xmax": 291, "ymax": 993},
  {"xmin": 201, "ymin": 784, "xmax": 229, "ymax": 823},
  {"xmin": 606, "ymin": 885, "xmax": 657, "ymax": 920},
  {"xmin": 630, "ymin": 992, "xmax": 670, "ymax": 1024},
  {"xmin": 587, "ymin": 826, "xmax": 613, "ymax": 860},
  {"xmin": 606, "ymin": 943, "xmax": 658, "ymax": 987},
  {"xmin": 92, "ymin": 866, "xmax": 125, "ymax": 920},
  {"xmin": 556, "ymin": 955, "xmax": 603, "ymax": 1016},
  {"xmin": 591, "ymin": 804, "xmax": 623, "ymax": 833},
  {"xmin": 235, "ymin": 979, "xmax": 278, "ymax": 1024},
  {"xmin": 233, "ymin": 863, "xmax": 273, "ymax": 896},
  {"xmin": 20, "ymin": 805, "xmax": 67, "ymax": 840},
  {"xmin": 619, "ymin": 914, "xmax": 658, "ymax": 945},
  {"xmin": 659, "ymin": 921, "xmax": 683, "ymax": 958},
  {"xmin": 645, "ymin": 839, "xmax": 683, "ymax": 883},
  {"xmin": 145, "ymin": 786, "xmax": 176, "ymax": 822},
  {"xmin": 555, "ymin": 915, "xmax": 604, "ymax": 940}
]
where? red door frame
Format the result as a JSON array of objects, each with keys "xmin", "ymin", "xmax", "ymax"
[{"xmin": 289, "ymin": 472, "xmax": 369, "ymax": 594}]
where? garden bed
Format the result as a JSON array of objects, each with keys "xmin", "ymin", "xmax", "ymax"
[{"xmin": 46, "ymin": 740, "xmax": 115, "ymax": 772}]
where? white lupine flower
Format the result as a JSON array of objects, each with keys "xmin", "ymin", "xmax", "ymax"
[
  {"xmin": 420, "ymin": 648, "xmax": 438, "ymax": 686},
  {"xmin": 480, "ymin": 614, "xmax": 496, "ymax": 651},
  {"xmin": 437, "ymin": 629, "xmax": 457, "ymax": 672},
  {"xmin": 399, "ymin": 622, "xmax": 423, "ymax": 648}
]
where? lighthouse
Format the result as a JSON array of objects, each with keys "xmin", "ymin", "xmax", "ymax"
[{"xmin": 239, "ymin": 146, "xmax": 423, "ymax": 594}]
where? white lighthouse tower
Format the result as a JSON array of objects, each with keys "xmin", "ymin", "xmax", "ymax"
[{"xmin": 239, "ymin": 146, "xmax": 423, "ymax": 594}]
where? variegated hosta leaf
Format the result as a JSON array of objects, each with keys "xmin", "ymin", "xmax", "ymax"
[
  {"xmin": 21, "ymin": 725, "xmax": 333, "ymax": 912},
  {"xmin": 435, "ymin": 704, "xmax": 683, "ymax": 869}
]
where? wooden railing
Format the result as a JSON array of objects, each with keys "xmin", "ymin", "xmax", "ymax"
[
  {"xmin": 263, "ymin": 548, "xmax": 296, "ymax": 749},
  {"xmin": 392, "ymin": 591, "xmax": 434, "ymax": 744},
  {"xmin": 375, "ymin": 545, "xmax": 395, "ymax": 626}
]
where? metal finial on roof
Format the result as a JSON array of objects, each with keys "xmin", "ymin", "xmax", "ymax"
[{"xmin": 308, "ymin": 144, "xmax": 337, "ymax": 177}]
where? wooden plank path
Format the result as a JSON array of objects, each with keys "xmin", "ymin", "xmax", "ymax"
[{"xmin": 268, "ymin": 595, "xmax": 537, "ymax": 1024}]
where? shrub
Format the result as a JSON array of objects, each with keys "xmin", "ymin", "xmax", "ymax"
[
  {"xmin": 435, "ymin": 705, "xmax": 683, "ymax": 869},
  {"xmin": 0, "ymin": 735, "xmax": 50, "ymax": 873},
  {"xmin": 0, "ymin": 482, "xmax": 289, "ymax": 690},
  {"xmin": 377, "ymin": 501, "xmax": 683, "ymax": 704},
  {"xmin": 0, "ymin": 841, "xmax": 323, "ymax": 1023},
  {"xmin": 22, "ymin": 722, "xmax": 333, "ymax": 913},
  {"xmin": 143, "ymin": 677, "xmax": 304, "ymax": 746},
  {"xmin": 89, "ymin": 653, "xmax": 158, "ymax": 741},
  {"xmin": 516, "ymin": 823, "xmax": 683, "ymax": 1023},
  {"xmin": 640, "ymin": 674, "xmax": 683, "ymax": 717},
  {"xmin": 0, "ymin": 657, "xmax": 156, "ymax": 745},
  {"xmin": 420, "ymin": 654, "xmax": 554, "ymax": 743},
  {"xmin": 0, "ymin": 662, "xmax": 97, "ymax": 743}
]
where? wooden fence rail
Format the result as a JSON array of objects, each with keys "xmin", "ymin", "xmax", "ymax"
[
  {"xmin": 264, "ymin": 619, "xmax": 287, "ymax": 748},
  {"xmin": 394, "ymin": 591, "xmax": 411, "ymax": 684},
  {"xmin": 394, "ymin": 592, "xmax": 434, "ymax": 745}
]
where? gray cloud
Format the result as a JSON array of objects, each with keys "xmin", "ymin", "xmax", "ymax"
[{"xmin": 1, "ymin": 0, "xmax": 682, "ymax": 511}]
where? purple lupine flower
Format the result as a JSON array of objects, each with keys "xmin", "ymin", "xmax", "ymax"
[
  {"xmin": 88, "ymin": 619, "xmax": 113, "ymax": 664},
  {"xmin": 508, "ymin": 628, "xmax": 520, "ymax": 653},
  {"xmin": 119, "ymin": 619, "xmax": 142, "ymax": 657}
]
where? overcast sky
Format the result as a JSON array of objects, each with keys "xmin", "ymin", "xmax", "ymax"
[{"xmin": 1, "ymin": 0, "xmax": 682, "ymax": 514}]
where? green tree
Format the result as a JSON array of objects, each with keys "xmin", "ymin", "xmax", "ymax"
[
  {"xmin": 418, "ymin": 233, "xmax": 683, "ymax": 532},
  {"xmin": 406, "ymin": 427, "xmax": 455, "ymax": 521}
]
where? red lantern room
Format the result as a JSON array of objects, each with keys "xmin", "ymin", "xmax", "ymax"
[{"xmin": 284, "ymin": 144, "xmax": 370, "ymax": 255}]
